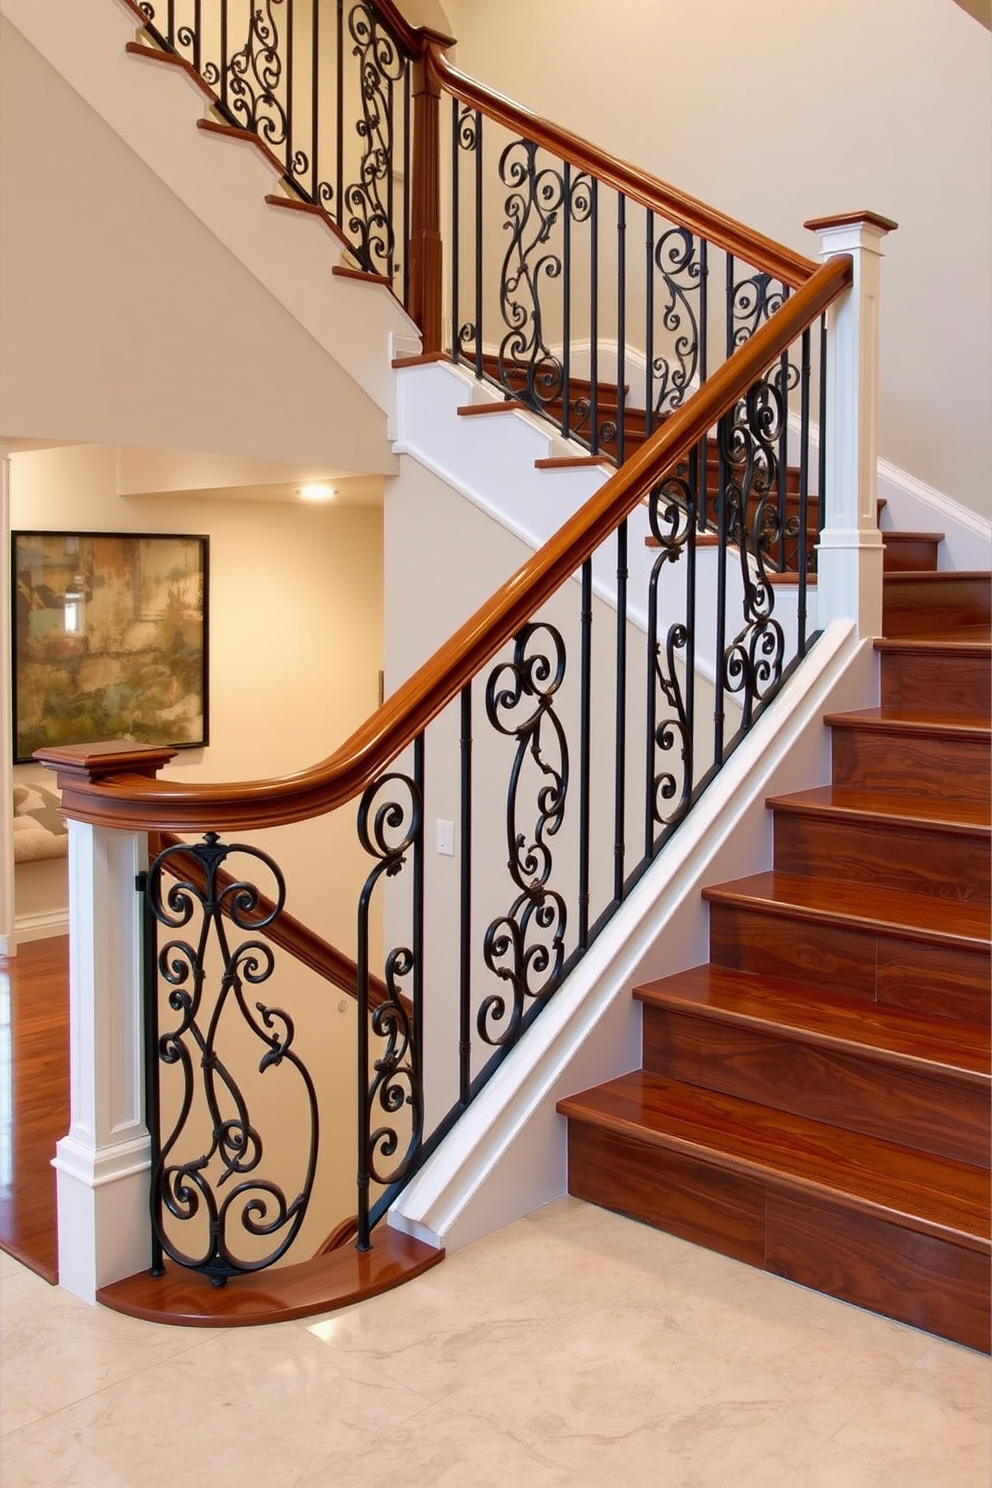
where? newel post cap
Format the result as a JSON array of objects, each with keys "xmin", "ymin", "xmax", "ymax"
[
  {"xmin": 33, "ymin": 740, "xmax": 178, "ymax": 796},
  {"xmin": 804, "ymin": 211, "xmax": 898, "ymax": 256}
]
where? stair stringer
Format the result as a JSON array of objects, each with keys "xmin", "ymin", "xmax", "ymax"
[
  {"xmin": 1, "ymin": 0, "xmax": 419, "ymax": 423},
  {"xmin": 389, "ymin": 619, "xmax": 875, "ymax": 1253}
]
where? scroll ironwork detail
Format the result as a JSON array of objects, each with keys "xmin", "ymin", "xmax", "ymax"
[
  {"xmin": 356, "ymin": 773, "xmax": 424, "ymax": 1194},
  {"xmin": 144, "ymin": 833, "xmax": 318, "ymax": 1284},
  {"xmin": 719, "ymin": 381, "xmax": 787, "ymax": 728},
  {"xmin": 652, "ymin": 226, "xmax": 703, "ymax": 419},
  {"xmin": 647, "ymin": 477, "xmax": 694, "ymax": 829},
  {"xmin": 344, "ymin": 2, "xmax": 406, "ymax": 275},
  {"xmin": 228, "ymin": 0, "xmax": 289, "ymax": 150},
  {"xmin": 482, "ymin": 623, "xmax": 569, "ymax": 1046}
]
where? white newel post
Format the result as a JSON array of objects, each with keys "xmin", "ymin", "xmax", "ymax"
[
  {"xmin": 805, "ymin": 210, "xmax": 897, "ymax": 636},
  {"xmin": 36, "ymin": 742, "xmax": 177, "ymax": 1304}
]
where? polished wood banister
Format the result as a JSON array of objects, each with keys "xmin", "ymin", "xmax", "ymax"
[
  {"xmin": 149, "ymin": 831, "xmax": 397, "ymax": 1012},
  {"xmin": 37, "ymin": 253, "xmax": 851, "ymax": 833},
  {"xmin": 425, "ymin": 46, "xmax": 818, "ymax": 290}
]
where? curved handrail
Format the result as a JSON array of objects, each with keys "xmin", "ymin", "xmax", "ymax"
[
  {"xmin": 38, "ymin": 253, "xmax": 850, "ymax": 832},
  {"xmin": 425, "ymin": 46, "xmax": 817, "ymax": 290}
]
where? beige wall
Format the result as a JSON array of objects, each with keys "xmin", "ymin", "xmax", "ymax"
[
  {"xmin": 445, "ymin": 0, "xmax": 991, "ymax": 519},
  {"xmin": 0, "ymin": 18, "xmax": 392, "ymax": 473},
  {"xmin": 10, "ymin": 443, "xmax": 384, "ymax": 1248}
]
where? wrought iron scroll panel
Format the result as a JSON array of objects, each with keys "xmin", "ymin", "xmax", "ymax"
[
  {"xmin": 136, "ymin": 0, "xmax": 413, "ymax": 281},
  {"xmin": 142, "ymin": 834, "xmax": 319, "ymax": 1283}
]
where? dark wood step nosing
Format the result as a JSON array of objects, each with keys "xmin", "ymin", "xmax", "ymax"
[
  {"xmin": 701, "ymin": 883, "xmax": 990, "ymax": 953},
  {"xmin": 766, "ymin": 792, "xmax": 990, "ymax": 838},
  {"xmin": 824, "ymin": 711, "xmax": 991, "ymax": 740},
  {"xmin": 559, "ymin": 1096, "xmax": 990, "ymax": 1251},
  {"xmin": 456, "ymin": 400, "xmax": 530, "ymax": 417}
]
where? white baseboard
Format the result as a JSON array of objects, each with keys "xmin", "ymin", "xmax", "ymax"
[{"xmin": 15, "ymin": 909, "xmax": 69, "ymax": 944}]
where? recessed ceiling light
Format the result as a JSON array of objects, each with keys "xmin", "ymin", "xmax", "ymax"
[{"xmin": 298, "ymin": 483, "xmax": 336, "ymax": 502}]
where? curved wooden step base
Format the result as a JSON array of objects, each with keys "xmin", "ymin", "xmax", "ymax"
[
  {"xmin": 96, "ymin": 1229, "xmax": 443, "ymax": 1328},
  {"xmin": 559, "ymin": 1073, "xmax": 990, "ymax": 1351}
]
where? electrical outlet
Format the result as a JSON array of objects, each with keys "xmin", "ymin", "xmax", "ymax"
[{"xmin": 436, "ymin": 819, "xmax": 455, "ymax": 856}]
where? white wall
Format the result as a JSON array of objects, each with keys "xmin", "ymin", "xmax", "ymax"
[{"xmin": 445, "ymin": 0, "xmax": 992, "ymax": 520}]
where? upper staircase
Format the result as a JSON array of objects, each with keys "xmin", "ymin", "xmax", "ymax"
[{"xmin": 560, "ymin": 531, "xmax": 992, "ymax": 1352}]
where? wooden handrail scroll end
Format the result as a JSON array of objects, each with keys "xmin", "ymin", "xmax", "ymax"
[{"xmin": 34, "ymin": 740, "xmax": 178, "ymax": 795}]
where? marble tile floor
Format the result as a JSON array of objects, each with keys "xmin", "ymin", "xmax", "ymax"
[{"xmin": 1, "ymin": 1198, "xmax": 988, "ymax": 1487}]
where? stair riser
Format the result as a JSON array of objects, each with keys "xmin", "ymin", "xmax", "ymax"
[
  {"xmin": 772, "ymin": 813, "xmax": 991, "ymax": 904},
  {"xmin": 883, "ymin": 578, "xmax": 992, "ymax": 636},
  {"xmin": 566, "ymin": 1123, "xmax": 989, "ymax": 1351},
  {"xmin": 830, "ymin": 727, "xmax": 991, "ymax": 803},
  {"xmin": 708, "ymin": 903, "xmax": 990, "ymax": 1023},
  {"xmin": 881, "ymin": 538, "xmax": 941, "ymax": 573},
  {"xmin": 643, "ymin": 1009, "xmax": 990, "ymax": 1167},
  {"xmin": 879, "ymin": 651, "xmax": 991, "ymax": 717}
]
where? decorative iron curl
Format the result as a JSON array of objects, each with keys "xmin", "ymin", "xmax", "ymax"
[
  {"xmin": 227, "ymin": 0, "xmax": 289, "ymax": 150},
  {"xmin": 457, "ymin": 105, "xmax": 480, "ymax": 152},
  {"xmin": 731, "ymin": 271, "xmax": 785, "ymax": 347},
  {"xmin": 366, "ymin": 947, "xmax": 422, "ymax": 1185},
  {"xmin": 646, "ymin": 480, "xmax": 694, "ymax": 828},
  {"xmin": 653, "ymin": 227, "xmax": 702, "ymax": 418},
  {"xmin": 143, "ymin": 834, "xmax": 318, "ymax": 1284},
  {"xmin": 343, "ymin": 2, "xmax": 406, "ymax": 274},
  {"xmin": 356, "ymin": 772, "xmax": 423, "ymax": 1194},
  {"xmin": 481, "ymin": 623, "xmax": 569, "ymax": 1045},
  {"xmin": 496, "ymin": 139, "xmax": 566, "ymax": 413},
  {"xmin": 718, "ymin": 381, "xmax": 787, "ymax": 727}
]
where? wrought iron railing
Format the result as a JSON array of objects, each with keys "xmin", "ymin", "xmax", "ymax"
[{"xmin": 40, "ymin": 0, "xmax": 855, "ymax": 1286}]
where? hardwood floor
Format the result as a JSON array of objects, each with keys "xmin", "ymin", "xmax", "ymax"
[{"xmin": 0, "ymin": 935, "xmax": 69, "ymax": 1284}]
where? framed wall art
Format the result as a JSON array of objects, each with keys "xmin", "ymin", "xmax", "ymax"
[{"xmin": 12, "ymin": 531, "xmax": 209, "ymax": 764}]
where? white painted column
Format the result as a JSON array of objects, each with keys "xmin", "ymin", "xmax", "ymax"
[
  {"xmin": 806, "ymin": 211, "xmax": 897, "ymax": 636},
  {"xmin": 53, "ymin": 819, "xmax": 151, "ymax": 1302}
]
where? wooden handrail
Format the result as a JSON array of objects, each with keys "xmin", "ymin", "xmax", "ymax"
[
  {"xmin": 363, "ymin": 0, "xmax": 455, "ymax": 59},
  {"xmin": 424, "ymin": 46, "xmax": 818, "ymax": 291},
  {"xmin": 149, "ymin": 832, "xmax": 397, "ymax": 1013},
  {"xmin": 37, "ymin": 252, "xmax": 851, "ymax": 833}
]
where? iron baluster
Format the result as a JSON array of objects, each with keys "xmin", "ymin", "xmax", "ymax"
[
  {"xmin": 645, "ymin": 209, "xmax": 655, "ymax": 443},
  {"xmin": 653, "ymin": 226, "xmax": 702, "ymax": 421},
  {"xmin": 645, "ymin": 470, "xmax": 694, "ymax": 853},
  {"xmin": 613, "ymin": 518, "xmax": 628, "ymax": 904},
  {"xmin": 459, "ymin": 685, "xmax": 473, "ymax": 1106},
  {"xmin": 345, "ymin": 3, "xmax": 405, "ymax": 276},
  {"xmin": 336, "ymin": 0, "xmax": 344, "ymax": 230},
  {"xmin": 589, "ymin": 178, "xmax": 599, "ymax": 452},
  {"xmin": 356, "ymin": 768, "xmax": 424, "ymax": 1249},
  {"xmin": 562, "ymin": 162, "xmax": 572, "ymax": 441},
  {"xmin": 720, "ymin": 380, "xmax": 787, "ymax": 731},
  {"xmin": 482, "ymin": 624, "xmax": 569, "ymax": 1046},
  {"xmin": 139, "ymin": 867, "xmax": 165, "ymax": 1279},
  {"xmin": 496, "ymin": 139, "xmax": 565, "ymax": 416},
  {"xmin": 713, "ymin": 427, "xmax": 729, "ymax": 766},
  {"xmin": 578, "ymin": 559, "xmax": 593, "ymax": 950},
  {"xmin": 616, "ymin": 192, "xmax": 627, "ymax": 466},
  {"xmin": 402, "ymin": 68, "xmax": 411, "ymax": 307},
  {"xmin": 474, "ymin": 110, "xmax": 483, "ymax": 378},
  {"xmin": 450, "ymin": 96, "xmax": 460, "ymax": 361}
]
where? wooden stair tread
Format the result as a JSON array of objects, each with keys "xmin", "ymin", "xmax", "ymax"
[
  {"xmin": 702, "ymin": 870, "xmax": 991, "ymax": 947},
  {"xmin": 634, "ymin": 964, "xmax": 990, "ymax": 1078},
  {"xmin": 125, "ymin": 40, "xmax": 216, "ymax": 101},
  {"xmin": 881, "ymin": 530, "xmax": 945, "ymax": 544},
  {"xmin": 558, "ymin": 1072, "xmax": 991, "ymax": 1247},
  {"xmin": 456, "ymin": 400, "xmax": 529, "ymax": 416},
  {"xmin": 97, "ymin": 1228, "xmax": 443, "ymax": 1328},
  {"xmin": 824, "ymin": 706, "xmax": 990, "ymax": 737},
  {"xmin": 264, "ymin": 193, "xmax": 350, "ymax": 249},
  {"xmin": 766, "ymin": 784, "xmax": 991, "ymax": 834},
  {"xmin": 875, "ymin": 631, "xmax": 991, "ymax": 655}
]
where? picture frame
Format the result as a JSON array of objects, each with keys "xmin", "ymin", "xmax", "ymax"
[{"xmin": 11, "ymin": 531, "xmax": 209, "ymax": 764}]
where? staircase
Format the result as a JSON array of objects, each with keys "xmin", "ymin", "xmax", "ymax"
[{"xmin": 559, "ymin": 531, "xmax": 992, "ymax": 1352}]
